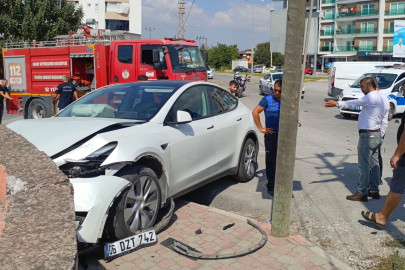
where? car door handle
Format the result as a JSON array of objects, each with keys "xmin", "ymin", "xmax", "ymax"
[
  {"xmin": 237, "ymin": 118, "xmax": 242, "ymax": 121},
  {"xmin": 207, "ymin": 125, "xmax": 214, "ymax": 130}
]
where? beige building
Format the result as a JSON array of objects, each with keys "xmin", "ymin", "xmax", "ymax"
[{"xmin": 318, "ymin": 0, "xmax": 405, "ymax": 66}]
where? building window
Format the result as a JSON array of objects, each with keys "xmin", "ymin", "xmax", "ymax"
[
  {"xmin": 324, "ymin": 25, "xmax": 334, "ymax": 35},
  {"xmin": 361, "ymin": 4, "xmax": 375, "ymax": 16},
  {"xmin": 106, "ymin": 20, "xmax": 129, "ymax": 31},
  {"xmin": 361, "ymin": 22, "xmax": 375, "ymax": 33},
  {"xmin": 118, "ymin": 45, "xmax": 133, "ymax": 64},
  {"xmin": 325, "ymin": 9, "xmax": 335, "ymax": 19},
  {"xmin": 388, "ymin": 40, "xmax": 394, "ymax": 51},
  {"xmin": 359, "ymin": 40, "xmax": 374, "ymax": 51},
  {"xmin": 390, "ymin": 2, "xmax": 405, "ymax": 15},
  {"xmin": 95, "ymin": 3, "xmax": 98, "ymax": 13}
]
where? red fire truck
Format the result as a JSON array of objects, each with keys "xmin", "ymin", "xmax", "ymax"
[{"xmin": 2, "ymin": 36, "xmax": 208, "ymax": 119}]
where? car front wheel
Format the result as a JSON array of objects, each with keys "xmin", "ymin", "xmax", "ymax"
[
  {"xmin": 105, "ymin": 165, "xmax": 161, "ymax": 241},
  {"xmin": 234, "ymin": 138, "xmax": 257, "ymax": 182},
  {"xmin": 388, "ymin": 103, "xmax": 394, "ymax": 121}
]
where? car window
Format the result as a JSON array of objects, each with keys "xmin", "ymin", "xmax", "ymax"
[
  {"xmin": 118, "ymin": 45, "xmax": 133, "ymax": 64},
  {"xmin": 352, "ymin": 73, "xmax": 397, "ymax": 89},
  {"xmin": 141, "ymin": 45, "xmax": 167, "ymax": 69},
  {"xmin": 392, "ymin": 79, "xmax": 405, "ymax": 92},
  {"xmin": 273, "ymin": 74, "xmax": 283, "ymax": 81},
  {"xmin": 166, "ymin": 85, "xmax": 211, "ymax": 122},
  {"xmin": 209, "ymin": 87, "xmax": 238, "ymax": 114},
  {"xmin": 263, "ymin": 74, "xmax": 271, "ymax": 80},
  {"xmin": 396, "ymin": 72, "xmax": 405, "ymax": 83}
]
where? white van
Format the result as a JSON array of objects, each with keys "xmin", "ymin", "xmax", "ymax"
[
  {"xmin": 338, "ymin": 67, "xmax": 405, "ymax": 120},
  {"xmin": 328, "ymin": 62, "xmax": 403, "ymax": 97}
]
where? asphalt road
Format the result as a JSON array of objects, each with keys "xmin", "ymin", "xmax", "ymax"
[{"xmin": 3, "ymin": 74, "xmax": 405, "ymax": 267}]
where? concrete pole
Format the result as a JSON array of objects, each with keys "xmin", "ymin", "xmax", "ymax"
[
  {"xmin": 271, "ymin": 0, "xmax": 306, "ymax": 238},
  {"xmin": 300, "ymin": 0, "xmax": 314, "ymax": 92}
]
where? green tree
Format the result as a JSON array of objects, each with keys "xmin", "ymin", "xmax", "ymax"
[
  {"xmin": 0, "ymin": 0, "xmax": 83, "ymax": 77},
  {"xmin": 208, "ymin": 43, "xmax": 240, "ymax": 70},
  {"xmin": 253, "ymin": 42, "xmax": 285, "ymax": 67}
]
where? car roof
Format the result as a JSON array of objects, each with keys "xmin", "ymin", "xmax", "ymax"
[
  {"xmin": 365, "ymin": 68, "xmax": 405, "ymax": 75},
  {"xmin": 103, "ymin": 80, "xmax": 191, "ymax": 89}
]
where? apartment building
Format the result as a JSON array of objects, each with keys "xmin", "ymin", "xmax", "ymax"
[
  {"xmin": 319, "ymin": 0, "xmax": 405, "ymax": 68},
  {"xmin": 67, "ymin": 0, "xmax": 141, "ymax": 37}
]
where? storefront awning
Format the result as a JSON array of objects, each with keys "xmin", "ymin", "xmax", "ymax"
[{"xmin": 322, "ymin": 53, "xmax": 357, "ymax": 58}]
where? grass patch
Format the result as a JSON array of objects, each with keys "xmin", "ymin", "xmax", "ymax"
[
  {"xmin": 376, "ymin": 252, "xmax": 405, "ymax": 270},
  {"xmin": 383, "ymin": 238, "xmax": 405, "ymax": 248}
]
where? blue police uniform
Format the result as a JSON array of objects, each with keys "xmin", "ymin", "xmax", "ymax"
[{"xmin": 258, "ymin": 94, "xmax": 281, "ymax": 192}]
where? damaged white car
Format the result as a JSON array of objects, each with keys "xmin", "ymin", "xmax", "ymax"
[{"xmin": 8, "ymin": 81, "xmax": 259, "ymax": 244}]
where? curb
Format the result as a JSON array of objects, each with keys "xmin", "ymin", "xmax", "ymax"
[{"xmin": 178, "ymin": 199, "xmax": 353, "ymax": 270}]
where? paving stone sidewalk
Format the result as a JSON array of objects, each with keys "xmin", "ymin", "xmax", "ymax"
[{"xmin": 80, "ymin": 200, "xmax": 352, "ymax": 270}]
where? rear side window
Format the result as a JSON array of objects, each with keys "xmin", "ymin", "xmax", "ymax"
[
  {"xmin": 209, "ymin": 87, "xmax": 237, "ymax": 114},
  {"xmin": 118, "ymin": 45, "xmax": 133, "ymax": 64}
]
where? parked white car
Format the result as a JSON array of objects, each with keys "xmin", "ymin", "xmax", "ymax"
[
  {"xmin": 259, "ymin": 72, "xmax": 305, "ymax": 99},
  {"xmin": 207, "ymin": 67, "xmax": 213, "ymax": 79},
  {"xmin": 8, "ymin": 81, "xmax": 259, "ymax": 244},
  {"xmin": 338, "ymin": 67, "xmax": 405, "ymax": 120}
]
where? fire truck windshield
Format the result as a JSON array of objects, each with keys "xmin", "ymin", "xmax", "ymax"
[{"xmin": 167, "ymin": 45, "xmax": 205, "ymax": 72}]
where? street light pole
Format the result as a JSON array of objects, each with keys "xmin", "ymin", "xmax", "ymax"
[
  {"xmin": 145, "ymin": 27, "xmax": 155, "ymax": 39},
  {"xmin": 246, "ymin": 0, "xmax": 264, "ymax": 74}
]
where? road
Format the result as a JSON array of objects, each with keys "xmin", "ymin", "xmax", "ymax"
[{"xmin": 3, "ymin": 74, "xmax": 404, "ymax": 268}]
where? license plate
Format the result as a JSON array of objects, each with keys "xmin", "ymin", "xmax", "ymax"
[{"xmin": 105, "ymin": 230, "xmax": 157, "ymax": 258}]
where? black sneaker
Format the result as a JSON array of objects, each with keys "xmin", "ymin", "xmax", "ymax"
[{"xmin": 368, "ymin": 191, "xmax": 381, "ymax": 199}]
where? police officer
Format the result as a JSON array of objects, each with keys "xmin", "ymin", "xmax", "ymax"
[
  {"xmin": 252, "ymin": 80, "xmax": 282, "ymax": 196},
  {"xmin": 53, "ymin": 75, "xmax": 78, "ymax": 111}
]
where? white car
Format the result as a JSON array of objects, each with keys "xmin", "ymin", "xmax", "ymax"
[
  {"xmin": 259, "ymin": 72, "xmax": 305, "ymax": 99},
  {"xmin": 207, "ymin": 68, "xmax": 213, "ymax": 79},
  {"xmin": 338, "ymin": 67, "xmax": 405, "ymax": 120},
  {"xmin": 8, "ymin": 81, "xmax": 259, "ymax": 244}
]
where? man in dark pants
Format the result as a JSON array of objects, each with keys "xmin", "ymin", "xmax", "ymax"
[
  {"xmin": 0, "ymin": 79, "xmax": 13, "ymax": 125},
  {"xmin": 252, "ymin": 80, "xmax": 282, "ymax": 196}
]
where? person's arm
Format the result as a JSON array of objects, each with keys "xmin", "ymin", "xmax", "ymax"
[
  {"xmin": 381, "ymin": 104, "xmax": 389, "ymax": 137},
  {"xmin": 391, "ymin": 129, "xmax": 405, "ymax": 169},
  {"xmin": 0, "ymin": 91, "xmax": 13, "ymax": 100},
  {"xmin": 252, "ymin": 105, "xmax": 272, "ymax": 135},
  {"xmin": 324, "ymin": 94, "xmax": 369, "ymax": 108}
]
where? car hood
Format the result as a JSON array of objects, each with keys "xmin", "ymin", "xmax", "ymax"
[
  {"xmin": 342, "ymin": 88, "xmax": 364, "ymax": 99},
  {"xmin": 7, "ymin": 117, "xmax": 143, "ymax": 157}
]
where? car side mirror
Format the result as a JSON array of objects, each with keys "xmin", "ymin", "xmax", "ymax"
[{"xmin": 165, "ymin": 110, "xmax": 193, "ymax": 125}]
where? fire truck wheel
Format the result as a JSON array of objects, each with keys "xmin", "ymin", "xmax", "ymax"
[{"xmin": 27, "ymin": 98, "xmax": 52, "ymax": 119}]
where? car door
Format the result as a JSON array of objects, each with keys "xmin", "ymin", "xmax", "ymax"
[
  {"xmin": 164, "ymin": 85, "xmax": 218, "ymax": 196},
  {"xmin": 390, "ymin": 79, "xmax": 405, "ymax": 114},
  {"xmin": 208, "ymin": 86, "xmax": 248, "ymax": 171}
]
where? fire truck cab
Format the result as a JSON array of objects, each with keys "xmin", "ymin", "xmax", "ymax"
[{"xmin": 2, "ymin": 36, "xmax": 208, "ymax": 119}]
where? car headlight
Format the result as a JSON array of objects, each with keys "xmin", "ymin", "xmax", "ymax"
[{"xmin": 60, "ymin": 142, "xmax": 118, "ymax": 178}]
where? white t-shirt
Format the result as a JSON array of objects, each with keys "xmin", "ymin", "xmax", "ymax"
[{"xmin": 338, "ymin": 90, "xmax": 389, "ymax": 136}]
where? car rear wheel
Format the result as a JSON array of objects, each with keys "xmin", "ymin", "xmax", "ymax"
[
  {"xmin": 341, "ymin": 113, "xmax": 351, "ymax": 118},
  {"xmin": 105, "ymin": 165, "xmax": 161, "ymax": 241},
  {"xmin": 234, "ymin": 138, "xmax": 257, "ymax": 182},
  {"xmin": 388, "ymin": 103, "xmax": 394, "ymax": 121},
  {"xmin": 27, "ymin": 98, "xmax": 52, "ymax": 119}
]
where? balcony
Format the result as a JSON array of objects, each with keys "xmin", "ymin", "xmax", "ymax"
[
  {"xmin": 357, "ymin": 9, "xmax": 378, "ymax": 16},
  {"xmin": 320, "ymin": 47, "xmax": 333, "ymax": 52},
  {"xmin": 337, "ymin": 11, "xmax": 356, "ymax": 18},
  {"xmin": 335, "ymin": 46, "xmax": 376, "ymax": 51},
  {"xmin": 321, "ymin": 0, "xmax": 335, "ymax": 4},
  {"xmin": 383, "ymin": 46, "xmax": 393, "ymax": 52},
  {"xmin": 335, "ymin": 28, "xmax": 378, "ymax": 34},
  {"xmin": 384, "ymin": 28, "xmax": 394, "ymax": 34},
  {"xmin": 385, "ymin": 9, "xmax": 405, "ymax": 15},
  {"xmin": 320, "ymin": 30, "xmax": 335, "ymax": 36},
  {"xmin": 322, "ymin": 14, "xmax": 336, "ymax": 20}
]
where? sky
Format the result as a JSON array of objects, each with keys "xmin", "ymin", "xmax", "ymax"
[{"xmin": 141, "ymin": 0, "xmax": 283, "ymax": 51}]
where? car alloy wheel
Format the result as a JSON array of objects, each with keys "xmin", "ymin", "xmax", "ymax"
[
  {"xmin": 244, "ymin": 144, "xmax": 256, "ymax": 177},
  {"xmin": 234, "ymin": 138, "xmax": 257, "ymax": 182},
  {"xmin": 124, "ymin": 175, "xmax": 159, "ymax": 233}
]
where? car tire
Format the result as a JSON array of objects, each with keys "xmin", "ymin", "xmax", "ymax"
[
  {"xmin": 27, "ymin": 98, "xmax": 52, "ymax": 119},
  {"xmin": 234, "ymin": 138, "xmax": 257, "ymax": 182},
  {"xmin": 388, "ymin": 103, "xmax": 394, "ymax": 121},
  {"xmin": 105, "ymin": 165, "xmax": 161, "ymax": 241},
  {"xmin": 341, "ymin": 113, "xmax": 351, "ymax": 118}
]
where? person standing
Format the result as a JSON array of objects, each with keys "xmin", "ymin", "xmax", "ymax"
[
  {"xmin": 361, "ymin": 88, "xmax": 405, "ymax": 228},
  {"xmin": 252, "ymin": 80, "xmax": 282, "ymax": 196},
  {"xmin": 0, "ymin": 79, "xmax": 13, "ymax": 125},
  {"xmin": 324, "ymin": 77, "xmax": 389, "ymax": 201},
  {"xmin": 53, "ymin": 75, "xmax": 78, "ymax": 111}
]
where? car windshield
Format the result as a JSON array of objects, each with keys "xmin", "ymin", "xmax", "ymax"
[
  {"xmin": 167, "ymin": 45, "xmax": 205, "ymax": 71},
  {"xmin": 273, "ymin": 74, "xmax": 283, "ymax": 81},
  {"xmin": 351, "ymin": 73, "xmax": 398, "ymax": 89},
  {"xmin": 56, "ymin": 83, "xmax": 180, "ymax": 120}
]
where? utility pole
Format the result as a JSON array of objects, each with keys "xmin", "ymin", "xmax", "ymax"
[
  {"xmin": 145, "ymin": 27, "xmax": 155, "ymax": 39},
  {"xmin": 271, "ymin": 0, "xmax": 306, "ymax": 238},
  {"xmin": 178, "ymin": 0, "xmax": 185, "ymax": 40}
]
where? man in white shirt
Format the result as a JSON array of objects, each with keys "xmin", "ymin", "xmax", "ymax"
[
  {"xmin": 325, "ymin": 77, "xmax": 389, "ymax": 201},
  {"xmin": 393, "ymin": 38, "xmax": 405, "ymax": 55}
]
